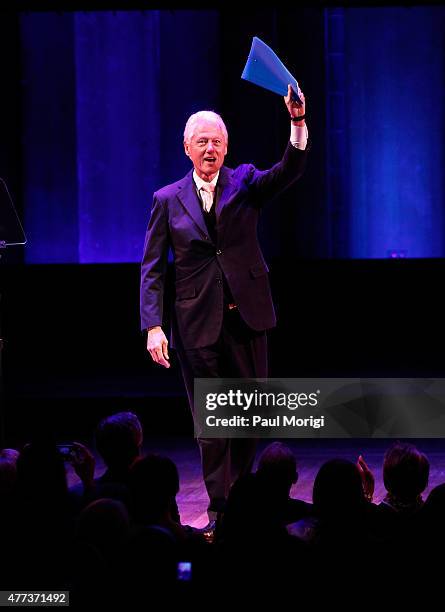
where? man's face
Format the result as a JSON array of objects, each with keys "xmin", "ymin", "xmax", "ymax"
[{"xmin": 184, "ymin": 120, "xmax": 228, "ymax": 181}]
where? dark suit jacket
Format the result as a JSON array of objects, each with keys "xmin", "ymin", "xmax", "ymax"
[{"xmin": 140, "ymin": 142, "xmax": 308, "ymax": 350}]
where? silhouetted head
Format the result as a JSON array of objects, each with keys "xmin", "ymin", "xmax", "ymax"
[
  {"xmin": 128, "ymin": 454, "xmax": 179, "ymax": 524},
  {"xmin": 95, "ymin": 412, "xmax": 143, "ymax": 471},
  {"xmin": 313, "ymin": 459, "xmax": 364, "ymax": 519},
  {"xmin": 76, "ymin": 498, "xmax": 129, "ymax": 557},
  {"xmin": 256, "ymin": 442, "xmax": 298, "ymax": 495},
  {"xmin": 383, "ymin": 442, "xmax": 429, "ymax": 504},
  {"xmin": 123, "ymin": 525, "xmax": 178, "ymax": 594},
  {"xmin": 422, "ymin": 483, "xmax": 445, "ymax": 528},
  {"xmin": 16, "ymin": 440, "xmax": 68, "ymax": 504}
]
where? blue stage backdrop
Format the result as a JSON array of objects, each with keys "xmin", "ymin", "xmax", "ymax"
[
  {"xmin": 326, "ymin": 6, "xmax": 445, "ymax": 258},
  {"xmin": 21, "ymin": 8, "xmax": 445, "ymax": 262},
  {"xmin": 21, "ymin": 10, "xmax": 220, "ymax": 263}
]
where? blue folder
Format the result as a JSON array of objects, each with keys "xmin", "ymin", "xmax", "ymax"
[{"xmin": 241, "ymin": 36, "xmax": 303, "ymax": 106}]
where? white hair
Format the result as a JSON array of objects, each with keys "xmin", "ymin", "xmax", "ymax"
[{"xmin": 183, "ymin": 110, "xmax": 228, "ymax": 144}]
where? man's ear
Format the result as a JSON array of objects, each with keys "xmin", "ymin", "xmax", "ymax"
[{"xmin": 184, "ymin": 141, "xmax": 190, "ymax": 157}]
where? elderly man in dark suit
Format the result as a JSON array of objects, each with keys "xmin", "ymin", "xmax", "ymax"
[{"xmin": 140, "ymin": 85, "xmax": 308, "ymax": 529}]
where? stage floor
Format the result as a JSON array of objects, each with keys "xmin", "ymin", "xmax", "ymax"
[{"xmin": 66, "ymin": 437, "xmax": 445, "ymax": 529}]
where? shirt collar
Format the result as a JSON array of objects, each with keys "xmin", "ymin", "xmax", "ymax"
[{"xmin": 193, "ymin": 169, "xmax": 219, "ymax": 192}]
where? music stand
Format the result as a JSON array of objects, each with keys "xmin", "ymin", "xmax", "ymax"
[{"xmin": 0, "ymin": 178, "xmax": 26, "ymax": 446}]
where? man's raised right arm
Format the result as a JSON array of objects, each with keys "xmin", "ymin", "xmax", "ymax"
[{"xmin": 140, "ymin": 194, "xmax": 170, "ymax": 368}]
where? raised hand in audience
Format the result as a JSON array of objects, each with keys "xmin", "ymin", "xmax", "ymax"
[
  {"xmin": 71, "ymin": 442, "xmax": 95, "ymax": 491},
  {"xmin": 357, "ymin": 455, "xmax": 375, "ymax": 502}
]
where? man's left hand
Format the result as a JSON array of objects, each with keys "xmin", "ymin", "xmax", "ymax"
[{"xmin": 285, "ymin": 84, "xmax": 305, "ymax": 120}]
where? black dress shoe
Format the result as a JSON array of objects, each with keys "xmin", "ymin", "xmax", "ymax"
[{"xmin": 198, "ymin": 519, "xmax": 218, "ymax": 543}]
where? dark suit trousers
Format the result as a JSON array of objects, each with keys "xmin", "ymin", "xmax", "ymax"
[{"xmin": 176, "ymin": 307, "xmax": 267, "ymax": 515}]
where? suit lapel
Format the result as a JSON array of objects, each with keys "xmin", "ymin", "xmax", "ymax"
[
  {"xmin": 176, "ymin": 171, "xmax": 209, "ymax": 238},
  {"xmin": 215, "ymin": 166, "xmax": 235, "ymax": 220}
]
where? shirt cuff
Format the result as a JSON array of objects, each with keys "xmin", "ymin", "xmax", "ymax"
[{"xmin": 290, "ymin": 123, "xmax": 308, "ymax": 150}]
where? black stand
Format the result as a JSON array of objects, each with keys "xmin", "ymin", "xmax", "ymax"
[{"xmin": 0, "ymin": 178, "xmax": 26, "ymax": 447}]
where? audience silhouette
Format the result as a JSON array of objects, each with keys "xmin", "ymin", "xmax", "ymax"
[{"xmin": 0, "ymin": 425, "xmax": 441, "ymax": 604}]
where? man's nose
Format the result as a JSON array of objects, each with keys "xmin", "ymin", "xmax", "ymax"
[{"xmin": 206, "ymin": 142, "xmax": 215, "ymax": 153}]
